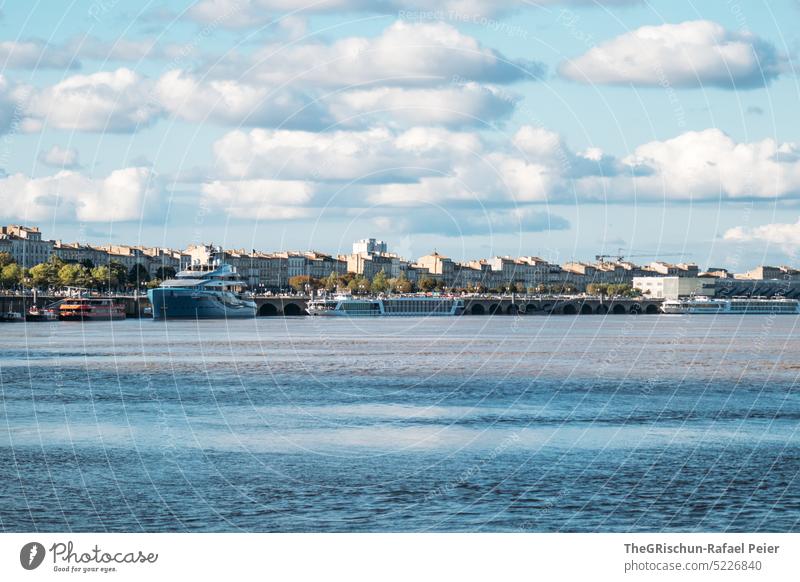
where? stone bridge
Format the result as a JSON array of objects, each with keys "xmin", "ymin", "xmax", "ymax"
[{"xmin": 253, "ymin": 296, "xmax": 664, "ymax": 316}]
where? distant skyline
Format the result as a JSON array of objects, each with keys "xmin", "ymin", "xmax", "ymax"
[{"xmin": 0, "ymin": 1, "xmax": 799, "ymax": 268}]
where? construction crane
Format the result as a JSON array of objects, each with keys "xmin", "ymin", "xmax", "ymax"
[{"xmin": 595, "ymin": 248, "xmax": 690, "ymax": 264}]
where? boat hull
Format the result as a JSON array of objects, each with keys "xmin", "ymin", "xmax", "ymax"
[{"xmin": 148, "ymin": 288, "xmax": 256, "ymax": 319}]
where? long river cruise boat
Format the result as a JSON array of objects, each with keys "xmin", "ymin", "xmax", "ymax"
[
  {"xmin": 661, "ymin": 296, "xmax": 800, "ymax": 315},
  {"xmin": 148, "ymin": 262, "xmax": 256, "ymax": 320},
  {"xmin": 307, "ymin": 295, "xmax": 465, "ymax": 317}
]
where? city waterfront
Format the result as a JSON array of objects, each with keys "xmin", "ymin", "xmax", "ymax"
[{"xmin": 1, "ymin": 316, "xmax": 798, "ymax": 532}]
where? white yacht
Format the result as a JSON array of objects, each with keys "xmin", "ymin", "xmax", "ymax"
[
  {"xmin": 307, "ymin": 295, "xmax": 465, "ymax": 316},
  {"xmin": 661, "ymin": 296, "xmax": 800, "ymax": 315},
  {"xmin": 148, "ymin": 262, "xmax": 256, "ymax": 320}
]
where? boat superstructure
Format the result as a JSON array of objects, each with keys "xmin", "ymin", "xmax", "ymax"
[
  {"xmin": 661, "ymin": 296, "xmax": 800, "ymax": 315},
  {"xmin": 148, "ymin": 261, "xmax": 256, "ymax": 320},
  {"xmin": 307, "ymin": 295, "xmax": 465, "ymax": 316}
]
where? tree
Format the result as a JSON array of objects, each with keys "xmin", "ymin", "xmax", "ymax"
[
  {"xmin": 392, "ymin": 271, "xmax": 413, "ymax": 293},
  {"xmin": 91, "ymin": 265, "xmax": 111, "ymax": 290},
  {"xmin": 323, "ymin": 271, "xmax": 341, "ymax": 292},
  {"xmin": 587, "ymin": 283, "xmax": 609, "ymax": 297},
  {"xmin": 80, "ymin": 259, "xmax": 95, "ymax": 269},
  {"xmin": 129, "ymin": 264, "xmax": 150, "ymax": 288},
  {"xmin": 289, "ymin": 275, "xmax": 314, "ymax": 293},
  {"xmin": 28, "ymin": 257, "xmax": 63, "ymax": 288},
  {"xmin": 146, "ymin": 278, "xmax": 162, "ymax": 289},
  {"xmin": 0, "ymin": 263, "xmax": 23, "ymax": 288},
  {"xmin": 347, "ymin": 275, "xmax": 369, "ymax": 294},
  {"xmin": 155, "ymin": 266, "xmax": 176, "ymax": 280},
  {"xmin": 58, "ymin": 263, "xmax": 90, "ymax": 288},
  {"xmin": 108, "ymin": 261, "xmax": 128, "ymax": 290},
  {"xmin": 0, "ymin": 252, "xmax": 13, "ymax": 268},
  {"xmin": 418, "ymin": 276, "xmax": 436, "ymax": 292},
  {"xmin": 371, "ymin": 270, "xmax": 389, "ymax": 294}
]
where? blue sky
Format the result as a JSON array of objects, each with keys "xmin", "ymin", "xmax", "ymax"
[{"xmin": 1, "ymin": 0, "xmax": 799, "ymax": 268}]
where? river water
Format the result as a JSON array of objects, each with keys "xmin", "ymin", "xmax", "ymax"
[{"xmin": 1, "ymin": 315, "xmax": 799, "ymax": 532}]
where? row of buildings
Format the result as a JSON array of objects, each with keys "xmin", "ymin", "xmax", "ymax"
[{"xmin": 2, "ymin": 226, "xmax": 800, "ymax": 296}]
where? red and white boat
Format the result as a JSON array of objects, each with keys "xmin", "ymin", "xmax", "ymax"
[{"xmin": 58, "ymin": 298, "xmax": 126, "ymax": 321}]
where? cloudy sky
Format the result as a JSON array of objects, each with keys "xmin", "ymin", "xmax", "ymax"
[{"xmin": 1, "ymin": 0, "xmax": 799, "ymax": 268}]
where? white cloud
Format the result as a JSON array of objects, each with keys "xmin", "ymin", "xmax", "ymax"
[
  {"xmin": 328, "ymin": 83, "xmax": 517, "ymax": 127},
  {"xmin": 202, "ymin": 179, "xmax": 315, "ymax": 219},
  {"xmin": 37, "ymin": 145, "xmax": 80, "ymax": 169},
  {"xmin": 0, "ymin": 40, "xmax": 78, "ymax": 69},
  {"xmin": 154, "ymin": 70, "xmax": 330, "ymax": 129},
  {"xmin": 560, "ymin": 20, "xmax": 784, "ymax": 89},
  {"xmin": 226, "ymin": 20, "xmax": 539, "ymax": 87},
  {"xmin": 0, "ymin": 167, "xmax": 155, "ymax": 222},
  {"xmin": 612, "ymin": 129, "xmax": 800, "ymax": 200},
  {"xmin": 212, "ymin": 126, "xmax": 480, "ymax": 182},
  {"xmin": 724, "ymin": 219, "xmax": 800, "ymax": 249},
  {"xmin": 23, "ymin": 68, "xmax": 162, "ymax": 132}
]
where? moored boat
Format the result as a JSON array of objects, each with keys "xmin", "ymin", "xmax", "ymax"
[
  {"xmin": 307, "ymin": 295, "xmax": 465, "ymax": 316},
  {"xmin": 148, "ymin": 261, "xmax": 256, "ymax": 320},
  {"xmin": 662, "ymin": 296, "xmax": 800, "ymax": 314},
  {"xmin": 26, "ymin": 306, "xmax": 59, "ymax": 322},
  {"xmin": 0, "ymin": 310, "xmax": 24, "ymax": 322},
  {"xmin": 58, "ymin": 298, "xmax": 126, "ymax": 321}
]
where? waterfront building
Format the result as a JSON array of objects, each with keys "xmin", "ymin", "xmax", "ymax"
[
  {"xmin": 0, "ymin": 225, "xmax": 53, "ymax": 268},
  {"xmin": 633, "ymin": 276, "xmax": 715, "ymax": 299},
  {"xmin": 645, "ymin": 261, "xmax": 700, "ymax": 277},
  {"xmin": 352, "ymin": 238, "xmax": 387, "ymax": 255},
  {"xmin": 52, "ymin": 241, "xmax": 109, "ymax": 267},
  {"xmin": 415, "ymin": 252, "xmax": 456, "ymax": 286},
  {"xmin": 735, "ymin": 265, "xmax": 800, "ymax": 281},
  {"xmin": 97, "ymin": 245, "xmax": 153, "ymax": 279}
]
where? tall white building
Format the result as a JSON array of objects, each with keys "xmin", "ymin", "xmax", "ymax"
[{"xmin": 352, "ymin": 238, "xmax": 387, "ymax": 255}]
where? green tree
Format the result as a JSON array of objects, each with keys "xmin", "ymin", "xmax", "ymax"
[
  {"xmin": 28, "ymin": 257, "xmax": 63, "ymax": 288},
  {"xmin": 0, "ymin": 252, "xmax": 13, "ymax": 268},
  {"xmin": 0, "ymin": 263, "xmax": 23, "ymax": 288},
  {"xmin": 80, "ymin": 259, "xmax": 95, "ymax": 269},
  {"xmin": 90, "ymin": 265, "xmax": 111, "ymax": 290},
  {"xmin": 155, "ymin": 266, "xmax": 177, "ymax": 280},
  {"xmin": 146, "ymin": 278, "xmax": 162, "ymax": 289},
  {"xmin": 108, "ymin": 261, "xmax": 128, "ymax": 290},
  {"xmin": 347, "ymin": 275, "xmax": 369, "ymax": 294},
  {"xmin": 289, "ymin": 275, "xmax": 314, "ymax": 293},
  {"xmin": 392, "ymin": 272, "xmax": 413, "ymax": 293},
  {"xmin": 128, "ymin": 264, "xmax": 151, "ymax": 288},
  {"xmin": 323, "ymin": 271, "xmax": 341, "ymax": 292},
  {"xmin": 371, "ymin": 269, "xmax": 389, "ymax": 294},
  {"xmin": 58, "ymin": 263, "xmax": 90, "ymax": 288},
  {"xmin": 418, "ymin": 276, "xmax": 436, "ymax": 292}
]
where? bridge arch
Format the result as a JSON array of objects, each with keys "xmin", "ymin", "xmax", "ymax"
[
  {"xmin": 580, "ymin": 303, "xmax": 593, "ymax": 315},
  {"xmin": 470, "ymin": 303, "xmax": 486, "ymax": 315},
  {"xmin": 283, "ymin": 303, "xmax": 304, "ymax": 316},
  {"xmin": 506, "ymin": 304, "xmax": 519, "ymax": 315},
  {"xmin": 612, "ymin": 304, "xmax": 626, "ymax": 314},
  {"xmin": 645, "ymin": 304, "xmax": 660, "ymax": 314},
  {"xmin": 525, "ymin": 303, "xmax": 539, "ymax": 314},
  {"xmin": 629, "ymin": 304, "xmax": 642, "ymax": 315},
  {"xmin": 258, "ymin": 303, "xmax": 278, "ymax": 316},
  {"xmin": 596, "ymin": 304, "xmax": 608, "ymax": 315},
  {"xmin": 488, "ymin": 303, "xmax": 501, "ymax": 315},
  {"xmin": 562, "ymin": 303, "xmax": 577, "ymax": 315}
]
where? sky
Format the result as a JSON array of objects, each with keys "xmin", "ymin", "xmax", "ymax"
[{"xmin": 1, "ymin": 0, "xmax": 800, "ymax": 269}]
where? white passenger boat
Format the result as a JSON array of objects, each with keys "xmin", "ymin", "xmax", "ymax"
[
  {"xmin": 307, "ymin": 295, "xmax": 465, "ymax": 316},
  {"xmin": 661, "ymin": 296, "xmax": 800, "ymax": 314}
]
